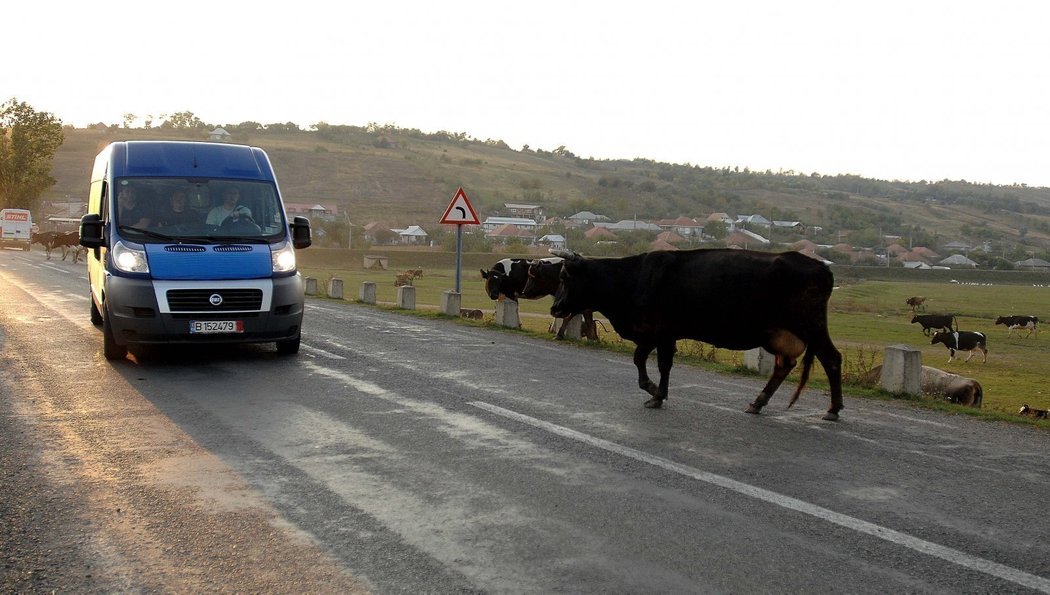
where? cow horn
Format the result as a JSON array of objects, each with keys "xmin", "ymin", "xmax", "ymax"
[{"xmin": 549, "ymin": 249, "xmax": 580, "ymax": 261}]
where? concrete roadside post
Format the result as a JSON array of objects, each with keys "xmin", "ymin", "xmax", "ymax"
[
  {"xmin": 442, "ymin": 290, "xmax": 461, "ymax": 316},
  {"xmin": 327, "ymin": 278, "xmax": 344, "ymax": 300},
  {"xmin": 360, "ymin": 282, "xmax": 376, "ymax": 304},
  {"xmin": 882, "ymin": 344, "xmax": 922, "ymax": 395}
]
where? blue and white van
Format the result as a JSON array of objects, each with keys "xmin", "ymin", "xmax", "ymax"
[{"xmin": 79, "ymin": 140, "xmax": 311, "ymax": 360}]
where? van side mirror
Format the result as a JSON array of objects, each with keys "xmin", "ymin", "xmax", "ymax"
[
  {"xmin": 79, "ymin": 214, "xmax": 103, "ymax": 249},
  {"xmin": 290, "ymin": 216, "xmax": 311, "ymax": 249}
]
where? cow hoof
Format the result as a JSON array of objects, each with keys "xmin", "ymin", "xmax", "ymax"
[
  {"xmin": 822, "ymin": 412, "xmax": 840, "ymax": 422},
  {"xmin": 745, "ymin": 404, "xmax": 762, "ymax": 415},
  {"xmin": 643, "ymin": 398, "xmax": 664, "ymax": 409}
]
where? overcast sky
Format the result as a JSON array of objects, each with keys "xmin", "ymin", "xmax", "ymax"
[{"xmin": 8, "ymin": 1, "xmax": 1050, "ymax": 187}]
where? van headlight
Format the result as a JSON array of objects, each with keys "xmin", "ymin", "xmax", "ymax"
[
  {"xmin": 112, "ymin": 241, "xmax": 149, "ymax": 273},
  {"xmin": 271, "ymin": 243, "xmax": 296, "ymax": 273}
]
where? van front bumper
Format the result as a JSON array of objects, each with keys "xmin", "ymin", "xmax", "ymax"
[{"xmin": 103, "ymin": 274, "xmax": 304, "ymax": 346}]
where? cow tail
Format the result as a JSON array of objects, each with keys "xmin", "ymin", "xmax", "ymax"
[{"xmin": 787, "ymin": 350, "xmax": 816, "ymax": 409}]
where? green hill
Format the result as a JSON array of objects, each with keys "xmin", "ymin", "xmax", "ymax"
[{"xmin": 44, "ymin": 125, "xmax": 1050, "ymax": 258}]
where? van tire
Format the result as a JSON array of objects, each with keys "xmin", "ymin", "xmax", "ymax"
[
  {"xmin": 90, "ymin": 298, "xmax": 103, "ymax": 326},
  {"xmin": 102, "ymin": 308, "xmax": 127, "ymax": 361},
  {"xmin": 276, "ymin": 334, "xmax": 301, "ymax": 355}
]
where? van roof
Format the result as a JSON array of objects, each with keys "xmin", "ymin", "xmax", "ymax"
[{"xmin": 108, "ymin": 141, "xmax": 276, "ymax": 181}]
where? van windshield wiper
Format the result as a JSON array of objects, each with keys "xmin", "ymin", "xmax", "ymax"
[
  {"xmin": 119, "ymin": 225, "xmax": 210, "ymax": 244},
  {"xmin": 206, "ymin": 235, "xmax": 271, "ymax": 244},
  {"xmin": 119, "ymin": 225, "xmax": 177, "ymax": 241}
]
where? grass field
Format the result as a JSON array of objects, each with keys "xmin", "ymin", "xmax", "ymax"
[{"xmin": 299, "ymin": 251, "xmax": 1050, "ymax": 425}]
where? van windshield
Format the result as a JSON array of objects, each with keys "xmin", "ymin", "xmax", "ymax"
[{"xmin": 114, "ymin": 178, "xmax": 287, "ymax": 242}]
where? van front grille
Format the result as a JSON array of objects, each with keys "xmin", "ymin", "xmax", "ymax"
[{"xmin": 166, "ymin": 288, "xmax": 264, "ymax": 312}]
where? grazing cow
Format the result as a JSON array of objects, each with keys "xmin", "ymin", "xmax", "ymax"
[
  {"xmin": 550, "ymin": 248, "xmax": 844, "ymax": 420},
  {"xmin": 480, "ymin": 258, "xmax": 531, "ymax": 301},
  {"xmin": 920, "ymin": 366, "xmax": 982, "ymax": 407},
  {"xmin": 521, "ymin": 257, "xmax": 598, "ymax": 340},
  {"xmin": 394, "ymin": 272, "xmax": 413, "ymax": 287},
  {"xmin": 995, "ymin": 315, "xmax": 1039, "ymax": 338},
  {"xmin": 911, "ymin": 313, "xmax": 957, "ymax": 336},
  {"xmin": 906, "ymin": 296, "xmax": 927, "ymax": 312},
  {"xmin": 931, "ymin": 330, "xmax": 988, "ymax": 363},
  {"xmin": 1018, "ymin": 404, "xmax": 1049, "ymax": 419}
]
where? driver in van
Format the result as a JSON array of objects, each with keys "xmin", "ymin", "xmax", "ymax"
[
  {"xmin": 206, "ymin": 187, "xmax": 252, "ymax": 226},
  {"xmin": 118, "ymin": 185, "xmax": 153, "ymax": 228}
]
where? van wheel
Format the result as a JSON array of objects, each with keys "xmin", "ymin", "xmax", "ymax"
[
  {"xmin": 102, "ymin": 308, "xmax": 127, "ymax": 361},
  {"xmin": 90, "ymin": 297, "xmax": 103, "ymax": 326},
  {"xmin": 276, "ymin": 334, "xmax": 301, "ymax": 355}
]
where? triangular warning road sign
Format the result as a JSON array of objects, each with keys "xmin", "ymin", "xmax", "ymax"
[{"xmin": 439, "ymin": 187, "xmax": 481, "ymax": 225}]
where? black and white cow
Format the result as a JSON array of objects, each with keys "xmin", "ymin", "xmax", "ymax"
[
  {"xmin": 995, "ymin": 315, "xmax": 1039, "ymax": 338},
  {"xmin": 911, "ymin": 313, "xmax": 957, "ymax": 336},
  {"xmin": 480, "ymin": 258, "xmax": 531, "ymax": 301},
  {"xmin": 550, "ymin": 248, "xmax": 844, "ymax": 420},
  {"xmin": 931, "ymin": 330, "xmax": 988, "ymax": 363},
  {"xmin": 1018, "ymin": 404, "xmax": 1049, "ymax": 419}
]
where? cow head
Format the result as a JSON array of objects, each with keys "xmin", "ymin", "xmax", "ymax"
[
  {"xmin": 995, "ymin": 317, "xmax": 1006, "ymax": 326},
  {"xmin": 930, "ymin": 331, "xmax": 950, "ymax": 346},
  {"xmin": 550, "ymin": 252, "xmax": 589, "ymax": 318},
  {"xmin": 480, "ymin": 261, "xmax": 509, "ymax": 300},
  {"xmin": 520, "ymin": 257, "xmax": 564, "ymax": 300}
]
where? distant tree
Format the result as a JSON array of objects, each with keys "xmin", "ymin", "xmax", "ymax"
[
  {"xmin": 123, "ymin": 113, "xmax": 136, "ymax": 128},
  {"xmin": 266, "ymin": 122, "xmax": 301, "ymax": 132},
  {"xmin": 164, "ymin": 111, "xmax": 204, "ymax": 129},
  {"xmin": 703, "ymin": 220, "xmax": 727, "ymax": 240},
  {"xmin": 0, "ymin": 99, "xmax": 63, "ymax": 211}
]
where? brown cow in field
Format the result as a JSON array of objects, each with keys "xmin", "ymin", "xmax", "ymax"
[{"xmin": 906, "ymin": 296, "xmax": 927, "ymax": 312}]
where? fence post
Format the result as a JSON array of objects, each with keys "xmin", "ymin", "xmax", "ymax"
[
  {"xmin": 359, "ymin": 282, "xmax": 376, "ymax": 304},
  {"xmin": 327, "ymin": 278, "xmax": 344, "ymax": 300},
  {"xmin": 397, "ymin": 285, "xmax": 416, "ymax": 310},
  {"xmin": 441, "ymin": 290, "xmax": 461, "ymax": 316},
  {"xmin": 495, "ymin": 300, "xmax": 520, "ymax": 328},
  {"xmin": 881, "ymin": 344, "xmax": 922, "ymax": 395},
  {"xmin": 304, "ymin": 277, "xmax": 318, "ymax": 296},
  {"xmin": 744, "ymin": 347, "xmax": 775, "ymax": 376}
]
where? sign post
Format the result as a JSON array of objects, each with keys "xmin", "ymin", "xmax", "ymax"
[{"xmin": 439, "ymin": 187, "xmax": 481, "ymax": 293}]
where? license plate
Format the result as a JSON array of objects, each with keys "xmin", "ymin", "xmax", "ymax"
[{"xmin": 189, "ymin": 320, "xmax": 244, "ymax": 334}]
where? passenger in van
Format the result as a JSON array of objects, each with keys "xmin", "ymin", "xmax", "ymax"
[
  {"xmin": 156, "ymin": 190, "xmax": 201, "ymax": 227},
  {"xmin": 118, "ymin": 185, "xmax": 153, "ymax": 228},
  {"xmin": 206, "ymin": 187, "xmax": 253, "ymax": 226}
]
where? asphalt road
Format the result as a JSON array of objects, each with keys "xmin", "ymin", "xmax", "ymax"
[{"xmin": 2, "ymin": 247, "xmax": 1050, "ymax": 594}]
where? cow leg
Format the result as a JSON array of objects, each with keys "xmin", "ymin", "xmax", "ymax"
[
  {"xmin": 812, "ymin": 338, "xmax": 844, "ymax": 421},
  {"xmin": 651, "ymin": 339, "xmax": 676, "ymax": 408},
  {"xmin": 633, "ymin": 343, "xmax": 659, "ymax": 406},
  {"xmin": 634, "ymin": 341, "xmax": 673, "ymax": 409},
  {"xmin": 746, "ymin": 354, "xmax": 796, "ymax": 415}
]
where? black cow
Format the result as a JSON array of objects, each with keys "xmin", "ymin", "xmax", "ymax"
[
  {"xmin": 521, "ymin": 257, "xmax": 597, "ymax": 340},
  {"xmin": 911, "ymin": 313, "xmax": 957, "ymax": 336},
  {"xmin": 995, "ymin": 315, "xmax": 1039, "ymax": 338},
  {"xmin": 549, "ymin": 248, "xmax": 844, "ymax": 421},
  {"xmin": 931, "ymin": 330, "xmax": 988, "ymax": 363},
  {"xmin": 31, "ymin": 231, "xmax": 60, "ymax": 257},
  {"xmin": 480, "ymin": 258, "xmax": 531, "ymax": 301}
]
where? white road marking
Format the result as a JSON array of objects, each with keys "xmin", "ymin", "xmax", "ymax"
[
  {"xmin": 470, "ymin": 401, "xmax": 1050, "ymax": 593},
  {"xmin": 300, "ymin": 343, "xmax": 346, "ymax": 360}
]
